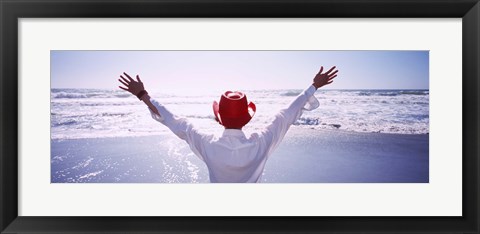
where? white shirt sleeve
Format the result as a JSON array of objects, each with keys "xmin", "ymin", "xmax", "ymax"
[
  {"xmin": 147, "ymin": 98, "xmax": 213, "ymax": 162},
  {"xmin": 257, "ymin": 85, "xmax": 319, "ymax": 158}
]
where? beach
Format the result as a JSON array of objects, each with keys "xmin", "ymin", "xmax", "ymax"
[
  {"xmin": 50, "ymin": 51, "xmax": 430, "ymax": 184},
  {"xmin": 51, "ymin": 127, "xmax": 428, "ymax": 183}
]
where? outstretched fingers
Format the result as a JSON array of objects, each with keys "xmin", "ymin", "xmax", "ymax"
[
  {"xmin": 328, "ymin": 74, "xmax": 338, "ymax": 81},
  {"xmin": 119, "ymin": 86, "xmax": 128, "ymax": 91},
  {"xmin": 328, "ymin": 69, "xmax": 338, "ymax": 77},
  {"xmin": 136, "ymin": 75, "xmax": 142, "ymax": 82},
  {"xmin": 123, "ymin": 72, "xmax": 134, "ymax": 82},
  {"xmin": 325, "ymin": 66, "xmax": 336, "ymax": 75},
  {"xmin": 120, "ymin": 75, "xmax": 130, "ymax": 84},
  {"xmin": 118, "ymin": 78, "xmax": 129, "ymax": 87}
]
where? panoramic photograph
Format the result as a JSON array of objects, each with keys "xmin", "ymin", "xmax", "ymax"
[{"xmin": 50, "ymin": 50, "xmax": 429, "ymax": 183}]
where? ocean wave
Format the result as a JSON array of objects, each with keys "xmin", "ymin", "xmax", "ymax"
[
  {"xmin": 52, "ymin": 119, "xmax": 78, "ymax": 127},
  {"xmin": 288, "ymin": 115, "xmax": 427, "ymax": 134},
  {"xmin": 51, "ymin": 89, "xmax": 191, "ymax": 100},
  {"xmin": 80, "ymin": 103, "xmax": 135, "ymax": 106},
  {"xmin": 303, "ymin": 122, "xmax": 429, "ymax": 134},
  {"xmin": 185, "ymin": 115, "xmax": 215, "ymax": 119},
  {"xmin": 52, "ymin": 91, "xmax": 132, "ymax": 99},
  {"xmin": 357, "ymin": 91, "xmax": 398, "ymax": 96},
  {"xmin": 114, "ymin": 93, "xmax": 131, "ymax": 98},
  {"xmin": 96, "ymin": 113, "xmax": 129, "ymax": 117},
  {"xmin": 53, "ymin": 92, "xmax": 89, "ymax": 99},
  {"xmin": 356, "ymin": 90, "xmax": 428, "ymax": 97},
  {"xmin": 281, "ymin": 90, "xmax": 302, "ymax": 97},
  {"xmin": 400, "ymin": 90, "xmax": 429, "ymax": 95}
]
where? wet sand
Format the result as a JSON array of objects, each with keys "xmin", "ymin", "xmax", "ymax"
[{"xmin": 51, "ymin": 128, "xmax": 428, "ymax": 183}]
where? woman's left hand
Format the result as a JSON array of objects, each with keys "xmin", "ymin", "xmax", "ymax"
[{"xmin": 118, "ymin": 72, "xmax": 145, "ymax": 96}]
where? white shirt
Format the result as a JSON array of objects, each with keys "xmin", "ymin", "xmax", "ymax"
[{"xmin": 148, "ymin": 85, "xmax": 319, "ymax": 183}]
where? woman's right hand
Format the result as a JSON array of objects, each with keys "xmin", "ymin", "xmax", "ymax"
[{"xmin": 312, "ymin": 66, "xmax": 338, "ymax": 89}]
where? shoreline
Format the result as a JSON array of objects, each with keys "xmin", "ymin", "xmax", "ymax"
[{"xmin": 51, "ymin": 126, "xmax": 429, "ymax": 141}]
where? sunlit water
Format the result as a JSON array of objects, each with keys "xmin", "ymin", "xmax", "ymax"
[{"xmin": 51, "ymin": 88, "xmax": 429, "ymax": 140}]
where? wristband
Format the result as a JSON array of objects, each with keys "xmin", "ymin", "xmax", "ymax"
[{"xmin": 136, "ymin": 90, "xmax": 148, "ymax": 100}]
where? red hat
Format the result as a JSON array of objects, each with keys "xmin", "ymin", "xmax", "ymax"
[{"xmin": 213, "ymin": 91, "xmax": 256, "ymax": 129}]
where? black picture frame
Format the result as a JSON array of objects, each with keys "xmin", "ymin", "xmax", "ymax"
[{"xmin": 1, "ymin": 0, "xmax": 478, "ymax": 233}]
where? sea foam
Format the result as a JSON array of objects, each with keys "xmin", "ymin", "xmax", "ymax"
[{"xmin": 51, "ymin": 88, "xmax": 429, "ymax": 139}]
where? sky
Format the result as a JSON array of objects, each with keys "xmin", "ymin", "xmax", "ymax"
[{"xmin": 51, "ymin": 50, "xmax": 429, "ymax": 94}]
